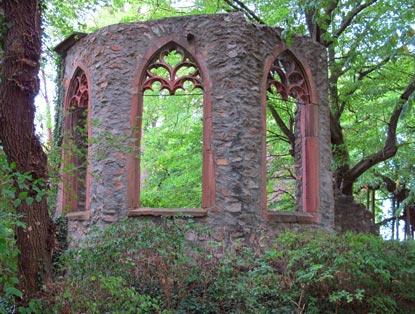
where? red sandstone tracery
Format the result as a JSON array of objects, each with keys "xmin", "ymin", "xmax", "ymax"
[
  {"xmin": 142, "ymin": 46, "xmax": 203, "ymax": 95},
  {"xmin": 267, "ymin": 51, "xmax": 310, "ymax": 104}
]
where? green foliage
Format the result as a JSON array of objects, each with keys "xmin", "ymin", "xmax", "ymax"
[
  {"xmin": 0, "ymin": 151, "xmax": 56, "ymax": 309},
  {"xmin": 266, "ymin": 93, "xmax": 297, "ymax": 211},
  {"xmin": 43, "ymin": 0, "xmax": 107, "ymax": 39},
  {"xmin": 140, "ymin": 49, "xmax": 204, "ymax": 208},
  {"xmin": 140, "ymin": 93, "xmax": 203, "ymax": 208},
  {"xmin": 0, "ymin": 154, "xmax": 24, "ymax": 309},
  {"xmin": 32, "ymin": 218, "xmax": 415, "ymax": 314},
  {"xmin": 48, "ymin": 217, "xmax": 211, "ymax": 313},
  {"xmin": 0, "ymin": 154, "xmax": 48, "ymax": 211},
  {"xmin": 273, "ymin": 231, "xmax": 415, "ymax": 313},
  {"xmin": 43, "ymin": 217, "xmax": 283, "ymax": 313},
  {"xmin": 0, "ymin": 211, "xmax": 23, "ymax": 311},
  {"xmin": 86, "ymin": 0, "xmax": 213, "ymax": 31}
]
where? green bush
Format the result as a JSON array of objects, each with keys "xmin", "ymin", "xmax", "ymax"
[
  {"xmin": 46, "ymin": 217, "xmax": 282, "ymax": 313},
  {"xmin": 272, "ymin": 231, "xmax": 415, "ymax": 314},
  {"xmin": 0, "ymin": 211, "xmax": 24, "ymax": 313},
  {"xmin": 0, "ymin": 152, "xmax": 25, "ymax": 311},
  {"xmin": 47, "ymin": 217, "xmax": 205, "ymax": 313},
  {"xmin": 37, "ymin": 218, "xmax": 415, "ymax": 314}
]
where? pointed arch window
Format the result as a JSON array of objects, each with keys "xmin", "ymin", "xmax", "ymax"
[
  {"xmin": 264, "ymin": 50, "xmax": 320, "ymax": 220},
  {"xmin": 128, "ymin": 42, "xmax": 215, "ymax": 215},
  {"xmin": 60, "ymin": 68, "xmax": 91, "ymax": 218}
]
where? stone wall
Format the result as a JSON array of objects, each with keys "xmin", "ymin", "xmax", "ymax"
[
  {"xmin": 55, "ymin": 13, "xmax": 334, "ymax": 244},
  {"xmin": 335, "ymin": 195, "xmax": 378, "ymax": 234}
]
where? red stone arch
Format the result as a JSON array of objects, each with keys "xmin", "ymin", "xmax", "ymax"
[
  {"xmin": 128, "ymin": 38, "xmax": 215, "ymax": 214},
  {"xmin": 58, "ymin": 65, "xmax": 92, "ymax": 219},
  {"xmin": 262, "ymin": 49, "xmax": 320, "ymax": 221}
]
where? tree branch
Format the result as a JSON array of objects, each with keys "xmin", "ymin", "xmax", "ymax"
[
  {"xmin": 358, "ymin": 56, "xmax": 391, "ymax": 80},
  {"xmin": 326, "ymin": 0, "xmax": 378, "ymax": 46},
  {"xmin": 223, "ymin": 0, "xmax": 265, "ymax": 24},
  {"xmin": 376, "ymin": 215, "xmax": 403, "ymax": 226},
  {"xmin": 379, "ymin": 174, "xmax": 409, "ymax": 202},
  {"xmin": 305, "ymin": 8, "xmax": 319, "ymax": 42},
  {"xmin": 340, "ymin": 78, "xmax": 414, "ymax": 194},
  {"xmin": 267, "ymin": 129, "xmax": 291, "ymax": 144},
  {"xmin": 401, "ymin": 79, "xmax": 415, "ymax": 100},
  {"xmin": 336, "ymin": 54, "xmax": 400, "ymax": 120},
  {"xmin": 330, "ymin": 111, "xmax": 345, "ymax": 146},
  {"xmin": 267, "ymin": 103, "xmax": 295, "ymax": 156},
  {"xmin": 342, "ymin": 100, "xmax": 403, "ymax": 193},
  {"xmin": 325, "ymin": 0, "xmax": 339, "ymax": 20},
  {"xmin": 319, "ymin": 0, "xmax": 339, "ymax": 45}
]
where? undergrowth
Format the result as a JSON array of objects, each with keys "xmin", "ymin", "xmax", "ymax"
[{"xmin": 2, "ymin": 217, "xmax": 415, "ymax": 313}]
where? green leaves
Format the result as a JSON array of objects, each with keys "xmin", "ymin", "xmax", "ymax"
[
  {"xmin": 40, "ymin": 219, "xmax": 415, "ymax": 313},
  {"xmin": 274, "ymin": 231, "xmax": 415, "ymax": 313},
  {"xmin": 140, "ymin": 80, "xmax": 203, "ymax": 208},
  {"xmin": 0, "ymin": 210, "xmax": 23, "ymax": 306},
  {"xmin": 266, "ymin": 95, "xmax": 296, "ymax": 211},
  {"xmin": 4, "ymin": 285, "xmax": 22, "ymax": 298},
  {"xmin": 400, "ymin": 93, "xmax": 414, "ymax": 121}
]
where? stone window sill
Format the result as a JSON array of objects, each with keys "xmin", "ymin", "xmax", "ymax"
[
  {"xmin": 128, "ymin": 208, "xmax": 207, "ymax": 217},
  {"xmin": 66, "ymin": 211, "xmax": 90, "ymax": 221},
  {"xmin": 264, "ymin": 210, "xmax": 319, "ymax": 224}
]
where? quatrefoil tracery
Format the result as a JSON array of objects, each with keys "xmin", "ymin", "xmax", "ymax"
[
  {"xmin": 141, "ymin": 46, "xmax": 203, "ymax": 95},
  {"xmin": 267, "ymin": 52, "xmax": 310, "ymax": 104}
]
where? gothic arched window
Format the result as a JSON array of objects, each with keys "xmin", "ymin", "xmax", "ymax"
[
  {"xmin": 264, "ymin": 50, "xmax": 320, "ymax": 217},
  {"xmin": 60, "ymin": 68, "xmax": 90, "ymax": 216},
  {"xmin": 128, "ymin": 42, "xmax": 215, "ymax": 214}
]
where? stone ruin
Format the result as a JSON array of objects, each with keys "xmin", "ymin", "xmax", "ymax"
[{"xmin": 54, "ymin": 13, "xmax": 334, "ymax": 244}]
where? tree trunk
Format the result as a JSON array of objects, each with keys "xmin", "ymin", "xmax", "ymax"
[
  {"xmin": 391, "ymin": 197, "xmax": 396, "ymax": 240},
  {"xmin": 0, "ymin": 0, "xmax": 54, "ymax": 302}
]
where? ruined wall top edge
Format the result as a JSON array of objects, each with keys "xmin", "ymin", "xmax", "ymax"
[{"xmin": 55, "ymin": 13, "xmax": 289, "ymax": 55}]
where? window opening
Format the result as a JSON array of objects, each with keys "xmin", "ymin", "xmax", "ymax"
[
  {"xmin": 266, "ymin": 52, "xmax": 310, "ymax": 211},
  {"xmin": 140, "ymin": 46, "xmax": 204, "ymax": 208},
  {"xmin": 63, "ymin": 69, "xmax": 89, "ymax": 212}
]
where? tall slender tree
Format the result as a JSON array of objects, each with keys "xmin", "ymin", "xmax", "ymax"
[{"xmin": 0, "ymin": 0, "xmax": 54, "ymax": 302}]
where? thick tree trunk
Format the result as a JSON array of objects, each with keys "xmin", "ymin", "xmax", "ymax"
[{"xmin": 0, "ymin": 0, "xmax": 54, "ymax": 302}]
